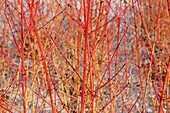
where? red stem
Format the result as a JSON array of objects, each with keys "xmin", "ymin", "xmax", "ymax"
[
  {"xmin": 81, "ymin": 0, "xmax": 90, "ymax": 112},
  {"xmin": 20, "ymin": 0, "xmax": 26, "ymax": 112}
]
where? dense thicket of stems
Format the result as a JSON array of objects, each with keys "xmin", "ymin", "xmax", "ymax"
[{"xmin": 0, "ymin": 0, "xmax": 169, "ymax": 112}]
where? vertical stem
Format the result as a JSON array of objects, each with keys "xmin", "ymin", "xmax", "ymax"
[
  {"xmin": 20, "ymin": 0, "xmax": 26, "ymax": 112},
  {"xmin": 90, "ymin": 1, "xmax": 95, "ymax": 112},
  {"xmin": 124, "ymin": 1, "xmax": 128, "ymax": 112},
  {"xmin": 81, "ymin": 0, "xmax": 90, "ymax": 112}
]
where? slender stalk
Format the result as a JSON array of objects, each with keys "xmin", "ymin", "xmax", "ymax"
[
  {"xmin": 20, "ymin": 0, "xmax": 26, "ymax": 112},
  {"xmin": 81, "ymin": 0, "xmax": 89, "ymax": 112}
]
